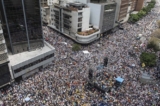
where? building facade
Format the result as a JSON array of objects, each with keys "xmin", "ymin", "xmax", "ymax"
[
  {"xmin": 134, "ymin": 0, "xmax": 144, "ymax": 11},
  {"xmin": 0, "ymin": 21, "xmax": 12, "ymax": 87},
  {"xmin": 49, "ymin": 2, "xmax": 100, "ymax": 43},
  {"xmin": 50, "ymin": 3, "xmax": 90, "ymax": 34},
  {"xmin": 41, "ymin": 6, "xmax": 50, "ymax": 24},
  {"xmin": 0, "ymin": 0, "xmax": 55, "ymax": 86},
  {"xmin": 0, "ymin": 0, "xmax": 44, "ymax": 54},
  {"xmin": 88, "ymin": 1, "xmax": 117, "ymax": 33}
]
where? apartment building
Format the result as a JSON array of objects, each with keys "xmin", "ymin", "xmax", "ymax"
[
  {"xmin": 88, "ymin": 1, "xmax": 117, "ymax": 33},
  {"xmin": 41, "ymin": 6, "xmax": 50, "ymax": 24},
  {"xmin": 49, "ymin": 2, "xmax": 100, "ymax": 43},
  {"xmin": 0, "ymin": 21, "xmax": 12, "ymax": 87},
  {"xmin": 51, "ymin": 3, "xmax": 90, "ymax": 33},
  {"xmin": 134, "ymin": 0, "xmax": 144, "ymax": 11},
  {"xmin": 130, "ymin": 0, "xmax": 137, "ymax": 11},
  {"xmin": 41, "ymin": 0, "xmax": 55, "ymax": 6},
  {"xmin": 116, "ymin": 0, "xmax": 130, "ymax": 21}
]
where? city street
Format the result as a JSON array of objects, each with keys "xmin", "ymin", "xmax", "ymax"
[{"xmin": 0, "ymin": 0, "xmax": 160, "ymax": 106}]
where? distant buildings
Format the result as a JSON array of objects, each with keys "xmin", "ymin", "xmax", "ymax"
[{"xmin": 40, "ymin": 0, "xmax": 145, "ymax": 43}]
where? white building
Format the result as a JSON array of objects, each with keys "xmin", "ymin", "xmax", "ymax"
[
  {"xmin": 41, "ymin": 6, "xmax": 50, "ymax": 24},
  {"xmin": 41, "ymin": 0, "xmax": 56, "ymax": 6},
  {"xmin": 49, "ymin": 2, "xmax": 100, "ymax": 44}
]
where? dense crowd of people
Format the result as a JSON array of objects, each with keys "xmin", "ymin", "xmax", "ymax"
[{"xmin": 0, "ymin": 0, "xmax": 160, "ymax": 106}]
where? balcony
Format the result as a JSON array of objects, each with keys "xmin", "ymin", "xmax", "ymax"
[
  {"xmin": 64, "ymin": 24, "xmax": 71, "ymax": 30},
  {"xmin": 0, "ymin": 34, "xmax": 3, "ymax": 40},
  {"xmin": 78, "ymin": 23, "xmax": 82, "ymax": 28},
  {"xmin": 63, "ymin": 19, "xmax": 71, "ymax": 25},
  {"xmin": 54, "ymin": 16, "xmax": 60, "ymax": 21},
  {"xmin": 77, "ymin": 28, "xmax": 99, "ymax": 36},
  {"xmin": 0, "ymin": 27, "xmax": 2, "ymax": 34},
  {"xmin": 78, "ymin": 12, "xmax": 83, "ymax": 17},
  {"xmin": 75, "ymin": 28, "xmax": 100, "ymax": 43}
]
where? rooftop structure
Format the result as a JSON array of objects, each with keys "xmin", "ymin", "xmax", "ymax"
[{"xmin": 9, "ymin": 41, "xmax": 55, "ymax": 79}]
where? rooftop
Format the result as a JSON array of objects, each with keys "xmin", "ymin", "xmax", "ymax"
[
  {"xmin": 65, "ymin": 2, "xmax": 88, "ymax": 11},
  {"xmin": 9, "ymin": 41, "xmax": 55, "ymax": 66},
  {"xmin": 77, "ymin": 28, "xmax": 99, "ymax": 36}
]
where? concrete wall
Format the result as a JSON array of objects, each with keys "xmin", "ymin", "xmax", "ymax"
[
  {"xmin": 13, "ymin": 56, "xmax": 54, "ymax": 78},
  {"xmin": 114, "ymin": 0, "xmax": 121, "ymax": 26},
  {"xmin": 75, "ymin": 0, "xmax": 89, "ymax": 4},
  {"xmin": 88, "ymin": 3, "xmax": 101, "ymax": 29},
  {"xmin": 70, "ymin": 11, "xmax": 78, "ymax": 33},
  {"xmin": 81, "ymin": 8, "xmax": 90, "ymax": 31},
  {"xmin": 75, "ymin": 30, "xmax": 100, "ymax": 43}
]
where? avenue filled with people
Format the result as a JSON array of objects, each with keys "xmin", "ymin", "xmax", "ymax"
[{"xmin": 0, "ymin": 1, "xmax": 160, "ymax": 106}]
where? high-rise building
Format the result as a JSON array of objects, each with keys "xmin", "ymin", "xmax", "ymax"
[
  {"xmin": 0, "ymin": 0, "xmax": 55, "ymax": 86},
  {"xmin": 130, "ymin": 0, "xmax": 137, "ymax": 11},
  {"xmin": 0, "ymin": 0, "xmax": 44, "ymax": 54},
  {"xmin": 134, "ymin": 0, "xmax": 144, "ymax": 11},
  {"xmin": 116, "ymin": 0, "xmax": 129, "ymax": 21},
  {"xmin": 89, "ymin": 1, "xmax": 117, "ymax": 33},
  {"xmin": 0, "ymin": 20, "xmax": 12, "ymax": 87}
]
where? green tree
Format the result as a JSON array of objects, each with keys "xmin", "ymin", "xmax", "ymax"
[
  {"xmin": 157, "ymin": 20, "xmax": 160, "ymax": 28},
  {"xmin": 140, "ymin": 52, "xmax": 157, "ymax": 67},
  {"xmin": 129, "ymin": 14, "xmax": 139, "ymax": 23},
  {"xmin": 147, "ymin": 41, "xmax": 159, "ymax": 52},
  {"xmin": 72, "ymin": 44, "xmax": 81, "ymax": 51},
  {"xmin": 137, "ymin": 10, "xmax": 146, "ymax": 18}
]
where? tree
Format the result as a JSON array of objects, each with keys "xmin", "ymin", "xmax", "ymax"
[
  {"xmin": 72, "ymin": 44, "xmax": 81, "ymax": 51},
  {"xmin": 157, "ymin": 20, "xmax": 160, "ymax": 28},
  {"xmin": 151, "ymin": 29, "xmax": 160, "ymax": 39},
  {"xmin": 147, "ymin": 40, "xmax": 159, "ymax": 52},
  {"xmin": 129, "ymin": 14, "xmax": 139, "ymax": 23},
  {"xmin": 140, "ymin": 52, "xmax": 157, "ymax": 67},
  {"xmin": 137, "ymin": 10, "xmax": 146, "ymax": 18}
]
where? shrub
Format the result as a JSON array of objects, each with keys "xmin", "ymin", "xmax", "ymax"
[
  {"xmin": 129, "ymin": 0, "xmax": 155, "ymax": 23},
  {"xmin": 151, "ymin": 29, "xmax": 160, "ymax": 39},
  {"xmin": 140, "ymin": 52, "xmax": 157, "ymax": 67},
  {"xmin": 147, "ymin": 41, "xmax": 159, "ymax": 52},
  {"xmin": 137, "ymin": 10, "xmax": 146, "ymax": 18},
  {"xmin": 72, "ymin": 44, "xmax": 81, "ymax": 51},
  {"xmin": 129, "ymin": 14, "xmax": 139, "ymax": 23},
  {"xmin": 157, "ymin": 20, "xmax": 160, "ymax": 28}
]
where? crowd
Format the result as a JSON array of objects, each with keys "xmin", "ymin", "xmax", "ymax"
[{"xmin": 0, "ymin": 1, "xmax": 160, "ymax": 106}]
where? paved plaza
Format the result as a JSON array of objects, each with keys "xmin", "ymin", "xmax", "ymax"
[{"xmin": 0, "ymin": 1, "xmax": 160, "ymax": 106}]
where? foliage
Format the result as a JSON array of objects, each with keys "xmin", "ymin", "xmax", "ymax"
[
  {"xmin": 147, "ymin": 41, "xmax": 159, "ymax": 52},
  {"xmin": 137, "ymin": 10, "xmax": 146, "ymax": 18},
  {"xmin": 140, "ymin": 52, "xmax": 157, "ymax": 67},
  {"xmin": 151, "ymin": 29, "xmax": 160, "ymax": 39},
  {"xmin": 72, "ymin": 44, "xmax": 81, "ymax": 51},
  {"xmin": 129, "ymin": 0, "xmax": 155, "ymax": 23},
  {"xmin": 129, "ymin": 14, "xmax": 140, "ymax": 23},
  {"xmin": 157, "ymin": 20, "xmax": 160, "ymax": 28}
]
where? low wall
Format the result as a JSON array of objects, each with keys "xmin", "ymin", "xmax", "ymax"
[{"xmin": 75, "ymin": 30, "xmax": 100, "ymax": 43}]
